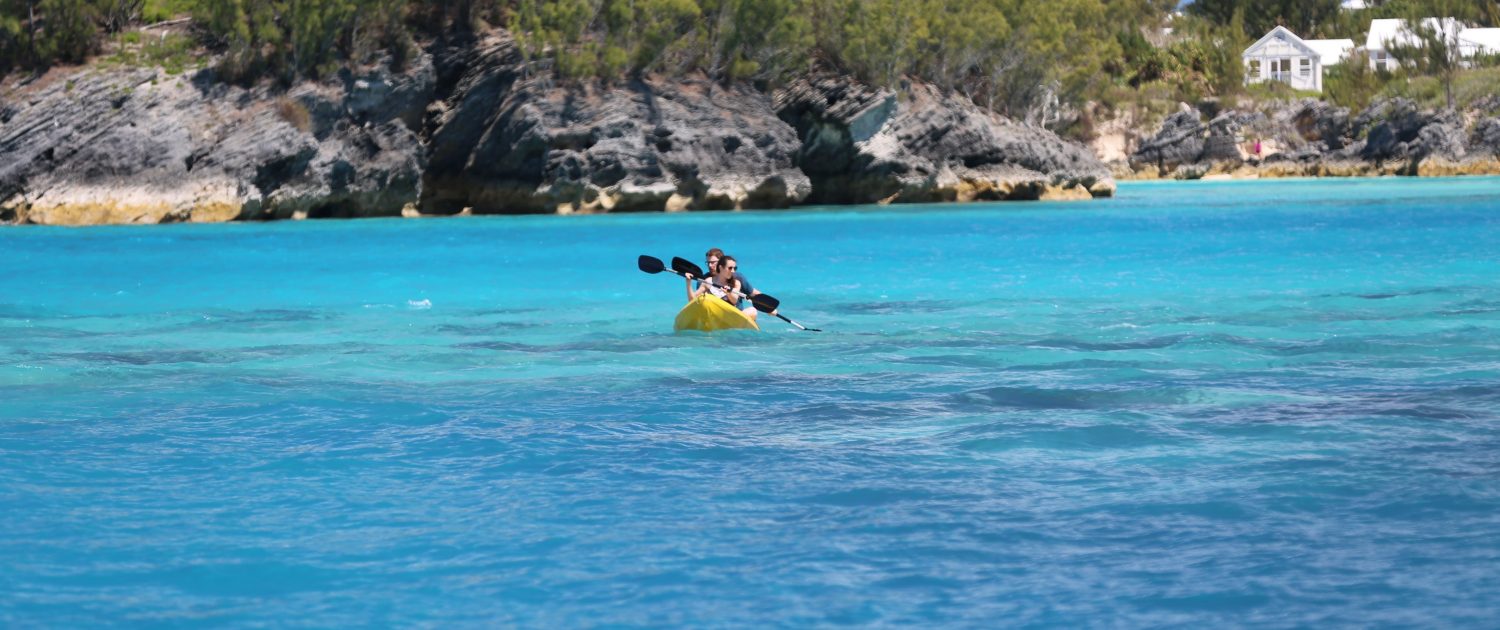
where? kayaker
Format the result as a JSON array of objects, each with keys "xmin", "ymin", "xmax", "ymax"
[
  {"xmin": 687, "ymin": 247, "xmax": 758, "ymax": 298},
  {"xmin": 690, "ymin": 255, "xmax": 758, "ymax": 322}
]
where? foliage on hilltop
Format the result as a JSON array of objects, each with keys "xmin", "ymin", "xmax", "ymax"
[
  {"xmin": 0, "ymin": 0, "xmax": 1175, "ymax": 120},
  {"xmin": 1, "ymin": 0, "xmax": 1495, "ymax": 126},
  {"xmin": 492, "ymin": 0, "xmax": 1183, "ymax": 121}
]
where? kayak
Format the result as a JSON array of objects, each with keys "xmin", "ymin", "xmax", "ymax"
[{"xmin": 674, "ymin": 295, "xmax": 759, "ymax": 332}]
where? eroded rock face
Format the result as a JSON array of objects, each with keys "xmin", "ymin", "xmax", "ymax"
[
  {"xmin": 1287, "ymin": 99, "xmax": 1352, "ymax": 151},
  {"xmin": 2, "ymin": 30, "xmax": 1127, "ymax": 225},
  {"xmin": 776, "ymin": 75, "xmax": 1113, "ymax": 204},
  {"xmin": 1201, "ymin": 111, "xmax": 1260, "ymax": 164},
  {"xmin": 1337, "ymin": 97, "xmax": 1463, "ymax": 164},
  {"xmin": 1472, "ymin": 118, "xmax": 1500, "ymax": 157},
  {"xmin": 1128, "ymin": 109, "xmax": 1260, "ymax": 174},
  {"xmin": 1121, "ymin": 97, "xmax": 1500, "ymax": 179},
  {"xmin": 1409, "ymin": 111, "xmax": 1467, "ymax": 162},
  {"xmin": 1129, "ymin": 111, "xmax": 1205, "ymax": 174},
  {"xmin": 1356, "ymin": 98, "xmax": 1423, "ymax": 162},
  {"xmin": 421, "ymin": 34, "xmax": 808, "ymax": 214},
  {"xmin": 0, "ymin": 57, "xmax": 431, "ymax": 225}
]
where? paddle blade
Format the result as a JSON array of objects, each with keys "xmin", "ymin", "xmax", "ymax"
[
  {"xmin": 751, "ymin": 293, "xmax": 780, "ymax": 313},
  {"xmin": 671, "ymin": 256, "xmax": 706, "ymax": 279},
  {"xmin": 638, "ymin": 255, "xmax": 665, "ymax": 274}
]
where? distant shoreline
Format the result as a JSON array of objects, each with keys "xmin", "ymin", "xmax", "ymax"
[{"xmin": 1112, "ymin": 159, "xmax": 1500, "ymax": 182}]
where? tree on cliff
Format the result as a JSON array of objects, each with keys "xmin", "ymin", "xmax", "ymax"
[
  {"xmin": 1188, "ymin": 0, "xmax": 1342, "ymax": 38},
  {"xmin": 702, "ymin": 0, "xmax": 812, "ymax": 82},
  {"xmin": 196, "ymin": 0, "xmax": 411, "ymax": 83},
  {"xmin": 0, "ymin": 0, "xmax": 144, "ymax": 71},
  {"xmin": 0, "ymin": 0, "xmax": 1189, "ymax": 130},
  {"xmin": 1385, "ymin": 0, "xmax": 1488, "ymax": 110},
  {"xmin": 98, "ymin": 0, "xmax": 142, "ymax": 32},
  {"xmin": 0, "ymin": 3, "xmax": 27, "ymax": 73}
]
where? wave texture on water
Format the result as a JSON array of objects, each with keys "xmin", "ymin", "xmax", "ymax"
[{"xmin": 3, "ymin": 178, "xmax": 1500, "ymax": 625}]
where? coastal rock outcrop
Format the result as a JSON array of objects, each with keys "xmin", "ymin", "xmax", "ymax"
[
  {"xmin": 1200, "ymin": 111, "xmax": 1258, "ymax": 164},
  {"xmin": 1129, "ymin": 110, "xmax": 1206, "ymax": 174},
  {"xmin": 422, "ymin": 34, "xmax": 809, "ymax": 214},
  {"xmin": 1130, "ymin": 108, "xmax": 1280, "ymax": 175},
  {"xmin": 1, "ymin": 28, "xmax": 1128, "ymax": 225},
  {"xmin": 1352, "ymin": 98, "xmax": 1466, "ymax": 163},
  {"xmin": 1121, "ymin": 96, "xmax": 1500, "ymax": 179},
  {"xmin": 775, "ymin": 74, "xmax": 1114, "ymax": 203},
  {"xmin": 1472, "ymin": 118, "xmax": 1500, "ymax": 157},
  {"xmin": 1287, "ymin": 99, "xmax": 1352, "ymax": 151},
  {"xmin": 0, "ymin": 58, "xmax": 430, "ymax": 225}
]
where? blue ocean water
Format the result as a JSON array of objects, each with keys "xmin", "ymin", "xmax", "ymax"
[{"xmin": 3, "ymin": 177, "xmax": 1500, "ymax": 626}]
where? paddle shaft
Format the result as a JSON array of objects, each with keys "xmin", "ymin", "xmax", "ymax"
[
  {"xmin": 695, "ymin": 274, "xmax": 820, "ymax": 332},
  {"xmin": 770, "ymin": 312, "xmax": 820, "ymax": 332}
]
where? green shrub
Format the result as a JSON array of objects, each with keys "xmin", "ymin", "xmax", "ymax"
[
  {"xmin": 103, "ymin": 31, "xmax": 197, "ymax": 73},
  {"xmin": 143, "ymin": 0, "xmax": 197, "ymax": 23},
  {"xmin": 1450, "ymin": 66, "xmax": 1500, "ymax": 110},
  {"xmin": 599, "ymin": 45, "xmax": 630, "ymax": 79},
  {"xmin": 1323, "ymin": 53, "xmax": 1387, "ymax": 111},
  {"xmin": 1381, "ymin": 73, "xmax": 1443, "ymax": 108},
  {"xmin": 1243, "ymin": 79, "xmax": 1317, "ymax": 103}
]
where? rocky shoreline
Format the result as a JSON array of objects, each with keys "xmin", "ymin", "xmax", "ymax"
[
  {"xmin": 1115, "ymin": 97, "xmax": 1500, "ymax": 181},
  {"xmin": 10, "ymin": 28, "xmax": 1498, "ymax": 227},
  {"xmin": 0, "ymin": 32, "xmax": 1113, "ymax": 226}
]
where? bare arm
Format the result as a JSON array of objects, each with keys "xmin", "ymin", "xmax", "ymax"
[{"xmin": 689, "ymin": 277, "xmax": 712, "ymax": 303}]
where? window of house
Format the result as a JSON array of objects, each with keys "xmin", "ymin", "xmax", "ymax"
[
  {"xmin": 1249, "ymin": 59, "xmax": 1261, "ymax": 76},
  {"xmin": 1300, "ymin": 58, "xmax": 1312, "ymax": 76}
]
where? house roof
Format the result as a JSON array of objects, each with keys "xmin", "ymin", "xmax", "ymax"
[
  {"xmin": 1304, "ymin": 39, "xmax": 1356, "ymax": 65},
  {"xmin": 1243, "ymin": 26, "xmax": 1321, "ymax": 60},
  {"xmin": 1459, "ymin": 28, "xmax": 1500, "ymax": 54},
  {"xmin": 1367, "ymin": 17, "xmax": 1463, "ymax": 50}
]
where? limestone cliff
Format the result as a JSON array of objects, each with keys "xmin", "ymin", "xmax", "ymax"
[
  {"xmin": 776, "ymin": 75, "xmax": 1114, "ymax": 203},
  {"xmin": 0, "ymin": 31, "xmax": 1116, "ymax": 225},
  {"xmin": 421, "ymin": 34, "xmax": 809, "ymax": 214},
  {"xmin": 0, "ymin": 59, "xmax": 430, "ymax": 225},
  {"xmin": 1121, "ymin": 97, "xmax": 1500, "ymax": 180}
]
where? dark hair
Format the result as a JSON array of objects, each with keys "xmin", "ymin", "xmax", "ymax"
[
  {"xmin": 714, "ymin": 255, "xmax": 741, "ymax": 304},
  {"xmin": 705, "ymin": 247, "xmax": 725, "ymax": 259}
]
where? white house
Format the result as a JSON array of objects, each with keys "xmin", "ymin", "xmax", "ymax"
[
  {"xmin": 1341, "ymin": 0, "xmax": 1369, "ymax": 10},
  {"xmin": 1305, "ymin": 38, "xmax": 1356, "ymax": 66},
  {"xmin": 1458, "ymin": 28, "xmax": 1500, "ymax": 57},
  {"xmin": 1366, "ymin": 17, "xmax": 1464, "ymax": 71},
  {"xmin": 1243, "ymin": 26, "xmax": 1337, "ymax": 92}
]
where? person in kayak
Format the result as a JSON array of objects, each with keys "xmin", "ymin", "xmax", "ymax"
[
  {"xmin": 689, "ymin": 255, "xmax": 758, "ymax": 322},
  {"xmin": 688, "ymin": 247, "xmax": 758, "ymax": 298}
]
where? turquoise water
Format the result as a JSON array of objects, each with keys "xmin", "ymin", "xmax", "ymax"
[{"xmin": 3, "ymin": 177, "xmax": 1500, "ymax": 626}]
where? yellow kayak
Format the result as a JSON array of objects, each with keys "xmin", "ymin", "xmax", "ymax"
[{"xmin": 674, "ymin": 295, "xmax": 759, "ymax": 332}]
